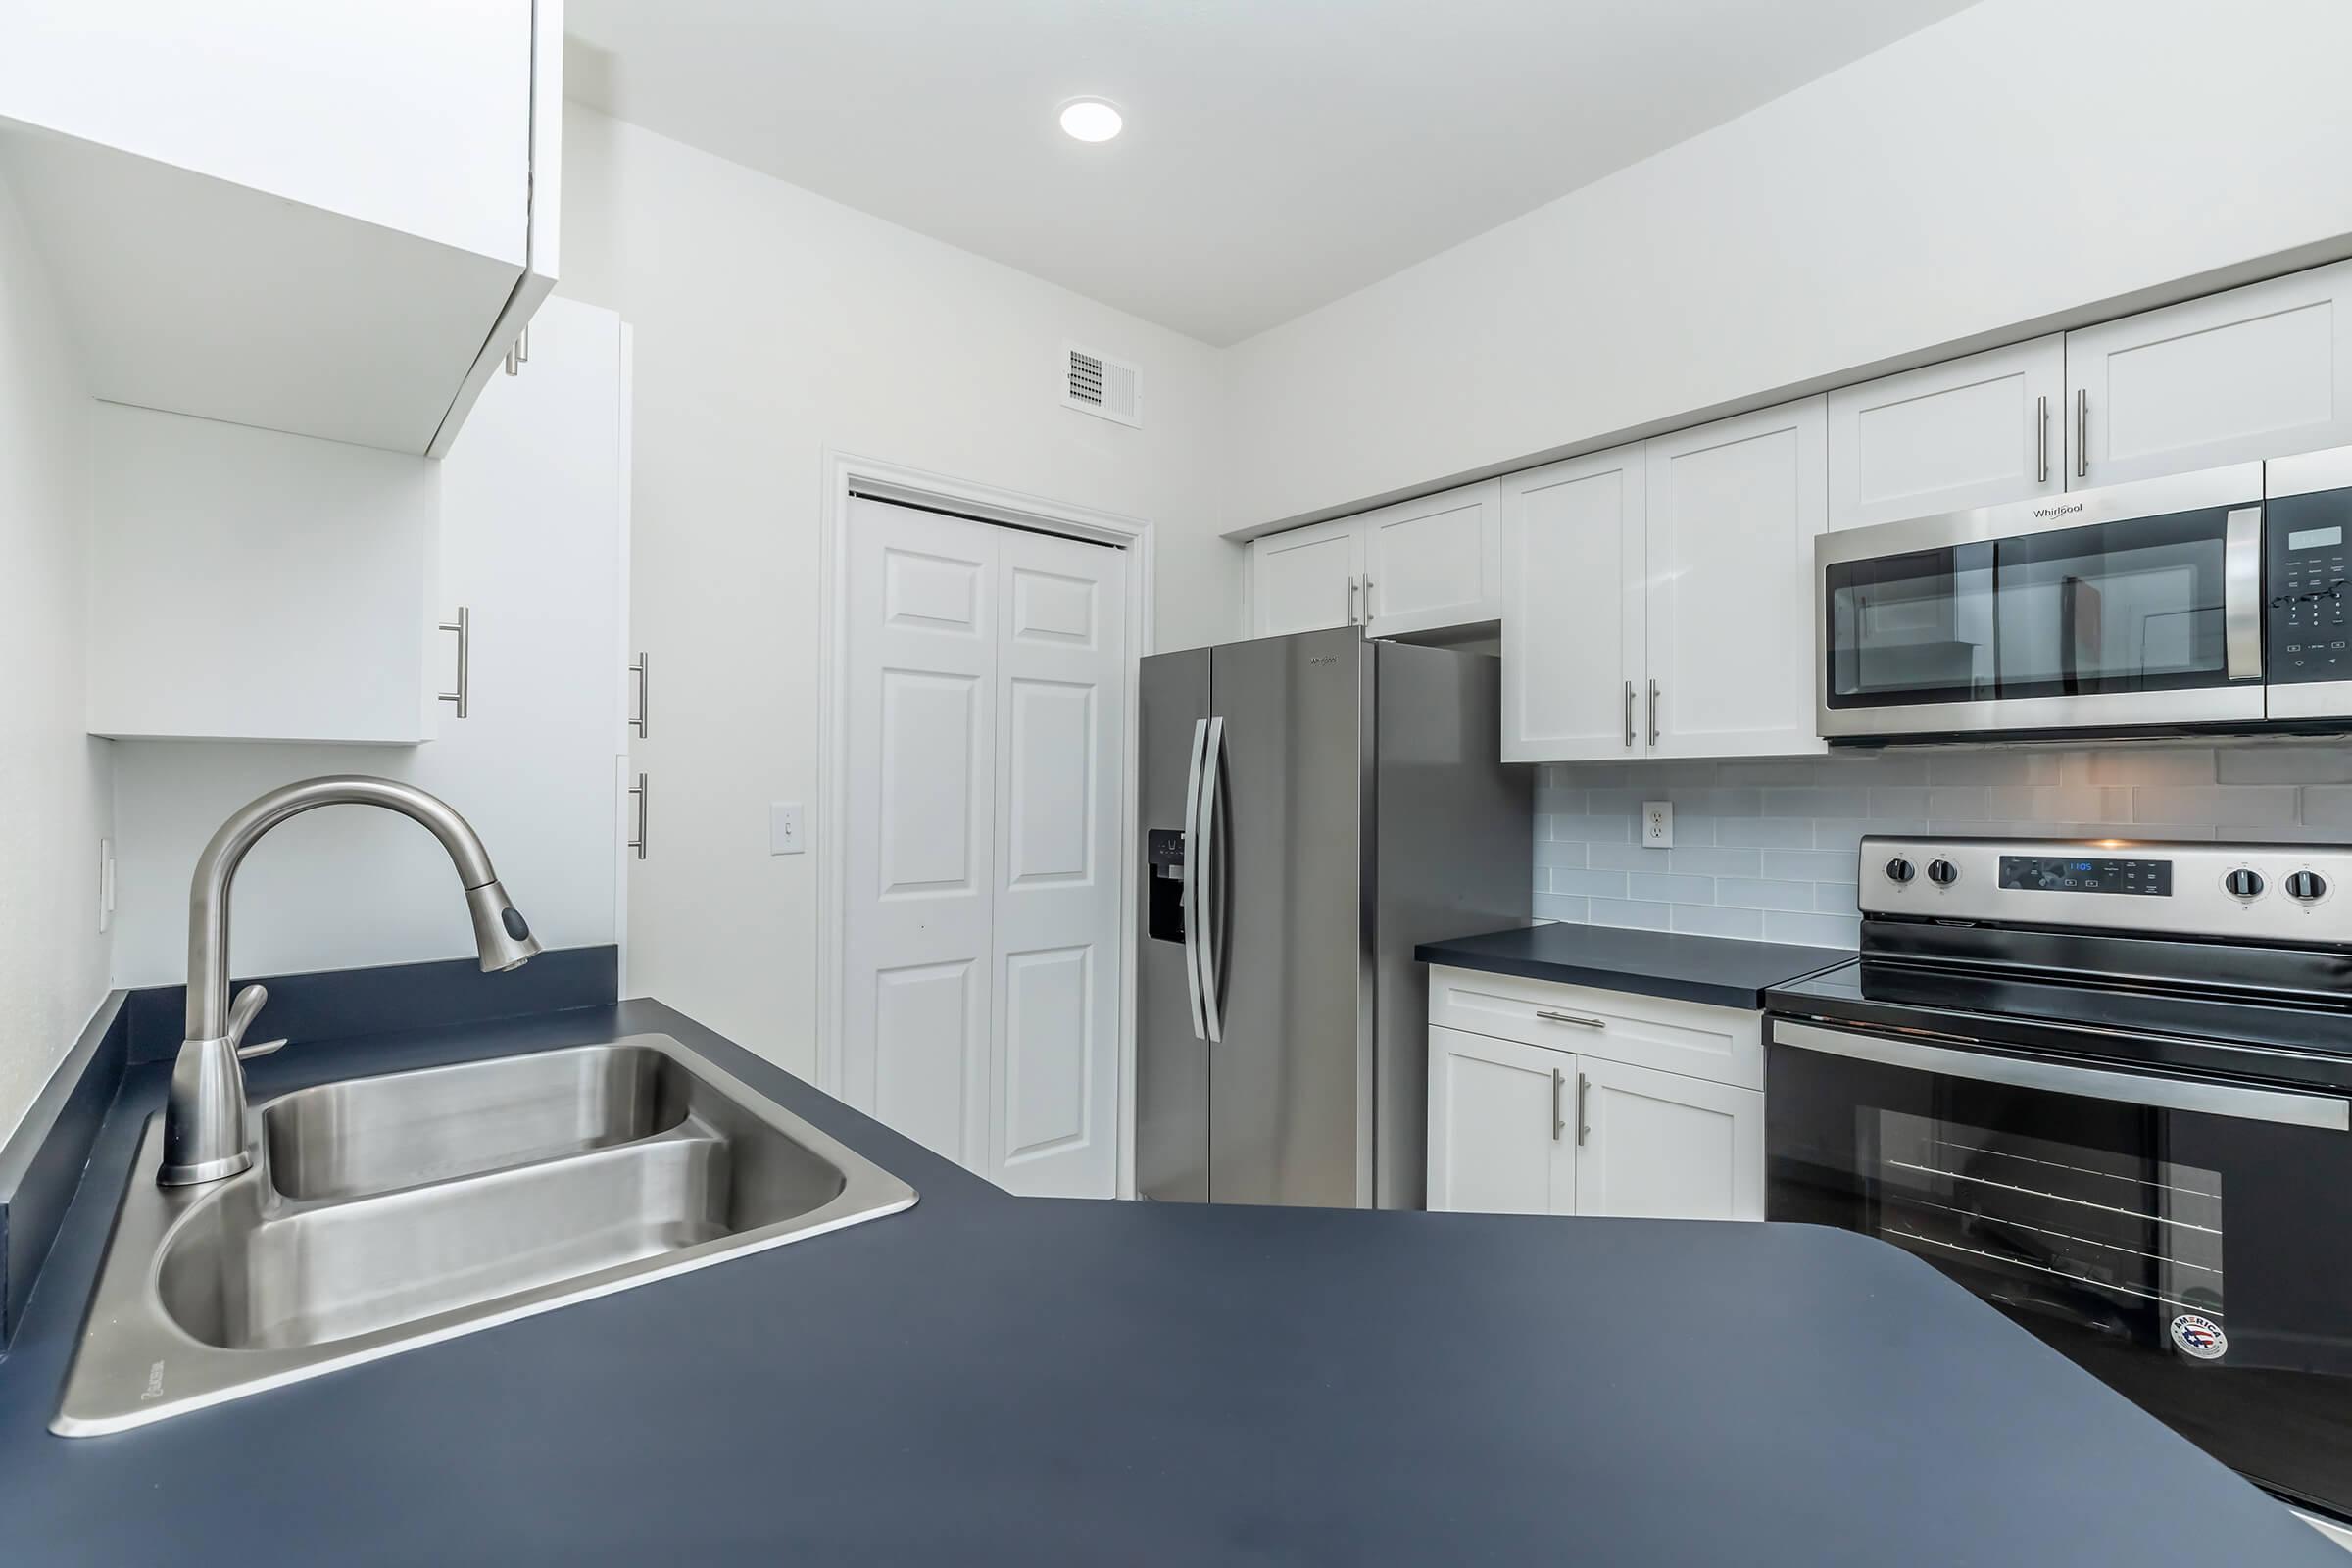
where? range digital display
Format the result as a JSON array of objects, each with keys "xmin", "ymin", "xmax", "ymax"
[{"xmin": 1997, "ymin": 855, "xmax": 2172, "ymax": 895}]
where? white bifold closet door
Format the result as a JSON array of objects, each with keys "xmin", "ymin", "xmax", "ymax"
[{"xmin": 841, "ymin": 497, "xmax": 1128, "ymax": 1198}]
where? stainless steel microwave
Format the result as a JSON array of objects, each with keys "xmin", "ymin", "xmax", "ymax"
[{"xmin": 1817, "ymin": 447, "xmax": 2352, "ymax": 741}]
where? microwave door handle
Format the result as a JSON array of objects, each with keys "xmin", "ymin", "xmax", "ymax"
[
  {"xmin": 1180, "ymin": 718, "xmax": 1210, "ymax": 1041},
  {"xmin": 2225, "ymin": 506, "xmax": 2265, "ymax": 681},
  {"xmin": 1196, "ymin": 716, "xmax": 1228, "ymax": 1043},
  {"xmin": 1772, "ymin": 1019, "xmax": 2349, "ymax": 1130}
]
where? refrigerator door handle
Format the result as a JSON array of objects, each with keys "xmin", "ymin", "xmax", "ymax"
[
  {"xmin": 1180, "ymin": 717, "xmax": 1211, "ymax": 1041},
  {"xmin": 1197, "ymin": 715, "xmax": 1229, "ymax": 1043}
]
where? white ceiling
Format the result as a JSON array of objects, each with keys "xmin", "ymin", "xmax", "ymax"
[{"xmin": 564, "ymin": 0, "xmax": 1976, "ymax": 347}]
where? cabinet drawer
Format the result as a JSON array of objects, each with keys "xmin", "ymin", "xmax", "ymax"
[{"xmin": 1426, "ymin": 965, "xmax": 1762, "ymax": 1090}]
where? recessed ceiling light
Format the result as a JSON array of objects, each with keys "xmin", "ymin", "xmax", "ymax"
[{"xmin": 1058, "ymin": 99, "xmax": 1123, "ymax": 143}]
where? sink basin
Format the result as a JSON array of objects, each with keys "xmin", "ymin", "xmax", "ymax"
[{"xmin": 54, "ymin": 1035, "xmax": 916, "ymax": 1434}]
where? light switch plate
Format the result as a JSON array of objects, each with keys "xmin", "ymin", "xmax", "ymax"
[
  {"xmin": 769, "ymin": 802, "xmax": 805, "ymax": 856},
  {"xmin": 1642, "ymin": 801, "xmax": 1674, "ymax": 848}
]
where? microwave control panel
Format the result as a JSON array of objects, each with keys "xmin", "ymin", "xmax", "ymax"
[{"xmin": 2268, "ymin": 489, "xmax": 2352, "ymax": 684}]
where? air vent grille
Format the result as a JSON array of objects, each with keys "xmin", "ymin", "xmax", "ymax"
[{"xmin": 1062, "ymin": 342, "xmax": 1142, "ymax": 427}]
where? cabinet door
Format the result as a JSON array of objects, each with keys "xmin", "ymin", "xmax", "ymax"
[
  {"xmin": 1250, "ymin": 517, "xmax": 1364, "ymax": 637},
  {"xmin": 1426, "ymin": 1027, "xmax": 1575, "ymax": 1215},
  {"xmin": 1360, "ymin": 479, "xmax": 1501, "ymax": 637},
  {"xmin": 1644, "ymin": 397, "xmax": 1828, "ymax": 759},
  {"xmin": 2065, "ymin": 259, "xmax": 2352, "ymax": 487},
  {"xmin": 1827, "ymin": 336, "xmax": 2064, "ymax": 531},
  {"xmin": 1500, "ymin": 445, "xmax": 1646, "ymax": 761},
  {"xmin": 1574, "ymin": 1055, "xmax": 1763, "ymax": 1221}
]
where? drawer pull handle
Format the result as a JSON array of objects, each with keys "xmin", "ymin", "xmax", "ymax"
[{"xmin": 1535, "ymin": 1009, "xmax": 1604, "ymax": 1028}]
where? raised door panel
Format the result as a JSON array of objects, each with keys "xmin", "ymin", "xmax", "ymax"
[
  {"xmin": 1574, "ymin": 1055, "xmax": 1763, "ymax": 1221},
  {"xmin": 1251, "ymin": 518, "xmax": 1363, "ymax": 637},
  {"xmin": 1644, "ymin": 398, "xmax": 1829, "ymax": 760},
  {"xmin": 2066, "ymin": 259, "xmax": 2352, "ymax": 486},
  {"xmin": 1827, "ymin": 336, "xmax": 2064, "ymax": 530},
  {"xmin": 843, "ymin": 499, "xmax": 998, "ymax": 1167},
  {"xmin": 988, "ymin": 530, "xmax": 1127, "ymax": 1198},
  {"xmin": 1361, "ymin": 479, "xmax": 1501, "ymax": 637},
  {"xmin": 1426, "ymin": 1027, "xmax": 1574, "ymax": 1215},
  {"xmin": 1501, "ymin": 445, "xmax": 1645, "ymax": 761}
]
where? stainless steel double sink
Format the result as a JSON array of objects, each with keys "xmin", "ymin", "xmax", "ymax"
[{"xmin": 55, "ymin": 1034, "xmax": 916, "ymax": 1435}]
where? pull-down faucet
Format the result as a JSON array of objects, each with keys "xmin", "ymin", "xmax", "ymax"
[{"xmin": 160, "ymin": 776, "xmax": 542, "ymax": 1186}]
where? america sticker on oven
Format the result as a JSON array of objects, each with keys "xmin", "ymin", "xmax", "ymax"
[{"xmin": 2170, "ymin": 1314, "xmax": 2228, "ymax": 1361}]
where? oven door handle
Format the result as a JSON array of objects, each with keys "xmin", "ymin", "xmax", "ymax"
[
  {"xmin": 1772, "ymin": 1019, "xmax": 2350, "ymax": 1131},
  {"xmin": 2224, "ymin": 504, "xmax": 2265, "ymax": 682}
]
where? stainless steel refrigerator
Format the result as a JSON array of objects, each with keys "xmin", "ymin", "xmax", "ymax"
[{"xmin": 1136, "ymin": 628, "xmax": 1530, "ymax": 1209}]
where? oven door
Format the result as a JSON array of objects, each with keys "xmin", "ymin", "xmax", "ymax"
[
  {"xmin": 1818, "ymin": 466, "xmax": 2267, "ymax": 738},
  {"xmin": 1767, "ymin": 1017, "xmax": 2352, "ymax": 1519}
]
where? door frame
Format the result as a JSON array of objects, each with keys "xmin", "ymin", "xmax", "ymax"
[{"xmin": 815, "ymin": 450, "xmax": 1154, "ymax": 1197}]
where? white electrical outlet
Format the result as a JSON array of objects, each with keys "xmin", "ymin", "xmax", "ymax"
[
  {"xmin": 769, "ymin": 802, "xmax": 805, "ymax": 856},
  {"xmin": 1642, "ymin": 801, "xmax": 1674, "ymax": 848}
]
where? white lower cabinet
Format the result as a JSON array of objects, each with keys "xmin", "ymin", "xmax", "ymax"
[
  {"xmin": 1426, "ymin": 969, "xmax": 1765, "ymax": 1221},
  {"xmin": 1427, "ymin": 1027, "xmax": 1578, "ymax": 1216},
  {"xmin": 1573, "ymin": 1054, "xmax": 1762, "ymax": 1221}
]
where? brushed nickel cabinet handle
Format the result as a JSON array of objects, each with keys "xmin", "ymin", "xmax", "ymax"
[
  {"xmin": 627, "ymin": 772, "xmax": 648, "ymax": 860},
  {"xmin": 1647, "ymin": 678, "xmax": 1660, "ymax": 747},
  {"xmin": 1576, "ymin": 1072, "xmax": 1590, "ymax": 1147},
  {"xmin": 1623, "ymin": 680, "xmax": 1636, "ymax": 749},
  {"xmin": 438, "ymin": 607, "xmax": 470, "ymax": 719},
  {"xmin": 629, "ymin": 651, "xmax": 649, "ymax": 738},
  {"xmin": 2036, "ymin": 394, "xmax": 2049, "ymax": 483},
  {"xmin": 1536, "ymin": 1008, "xmax": 1604, "ymax": 1028},
  {"xmin": 2076, "ymin": 389, "xmax": 2089, "ymax": 479},
  {"xmin": 1552, "ymin": 1067, "xmax": 1565, "ymax": 1141}
]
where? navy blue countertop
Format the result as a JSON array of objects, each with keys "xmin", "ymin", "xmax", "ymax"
[
  {"xmin": 1417, "ymin": 921, "xmax": 1850, "ymax": 1009},
  {"xmin": 0, "ymin": 998, "xmax": 2335, "ymax": 1564}
]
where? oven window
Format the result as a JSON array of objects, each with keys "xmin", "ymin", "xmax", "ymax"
[
  {"xmin": 1766, "ymin": 1037, "xmax": 2352, "ymax": 1518},
  {"xmin": 1824, "ymin": 543, "xmax": 1995, "ymax": 708},
  {"xmin": 1994, "ymin": 509, "xmax": 2236, "ymax": 697},
  {"xmin": 1872, "ymin": 1110, "xmax": 2224, "ymax": 1333}
]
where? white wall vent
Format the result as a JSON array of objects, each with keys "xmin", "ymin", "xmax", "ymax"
[{"xmin": 1062, "ymin": 342, "xmax": 1142, "ymax": 427}]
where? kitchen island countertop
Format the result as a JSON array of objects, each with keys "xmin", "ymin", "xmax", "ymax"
[{"xmin": 0, "ymin": 997, "xmax": 2334, "ymax": 1565}]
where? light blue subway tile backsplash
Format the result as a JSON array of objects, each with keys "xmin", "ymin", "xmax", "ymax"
[{"xmin": 1524, "ymin": 744, "xmax": 2352, "ymax": 955}]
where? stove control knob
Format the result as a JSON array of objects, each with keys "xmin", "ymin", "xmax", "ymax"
[
  {"xmin": 2287, "ymin": 870, "xmax": 2328, "ymax": 902},
  {"xmin": 2225, "ymin": 868, "xmax": 2265, "ymax": 900},
  {"xmin": 1886, "ymin": 858, "xmax": 1916, "ymax": 885},
  {"xmin": 1927, "ymin": 859, "xmax": 1959, "ymax": 887}
]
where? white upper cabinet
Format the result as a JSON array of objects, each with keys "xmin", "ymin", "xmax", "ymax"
[
  {"xmin": 0, "ymin": 0, "xmax": 561, "ymax": 457},
  {"xmin": 2065, "ymin": 259, "xmax": 2352, "ymax": 488},
  {"xmin": 1827, "ymin": 336, "xmax": 2065, "ymax": 530},
  {"xmin": 1250, "ymin": 515, "xmax": 1363, "ymax": 637},
  {"xmin": 1358, "ymin": 479, "xmax": 1500, "ymax": 637},
  {"xmin": 1501, "ymin": 445, "xmax": 1645, "ymax": 762},
  {"xmin": 86, "ymin": 405, "xmax": 441, "ymax": 744},
  {"xmin": 1643, "ymin": 397, "xmax": 1829, "ymax": 760},
  {"xmin": 1250, "ymin": 478, "xmax": 1500, "ymax": 641}
]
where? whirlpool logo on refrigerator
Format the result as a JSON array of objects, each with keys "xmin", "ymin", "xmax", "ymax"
[{"xmin": 2170, "ymin": 1313, "xmax": 2229, "ymax": 1360}]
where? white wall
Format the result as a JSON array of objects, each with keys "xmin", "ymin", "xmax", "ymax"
[
  {"xmin": 557, "ymin": 106, "xmax": 1237, "ymax": 1078},
  {"xmin": 1223, "ymin": 0, "xmax": 2352, "ymax": 530},
  {"xmin": 0, "ymin": 171, "xmax": 112, "ymax": 1143}
]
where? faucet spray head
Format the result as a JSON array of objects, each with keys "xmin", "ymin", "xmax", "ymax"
[{"xmin": 466, "ymin": 880, "xmax": 544, "ymax": 972}]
